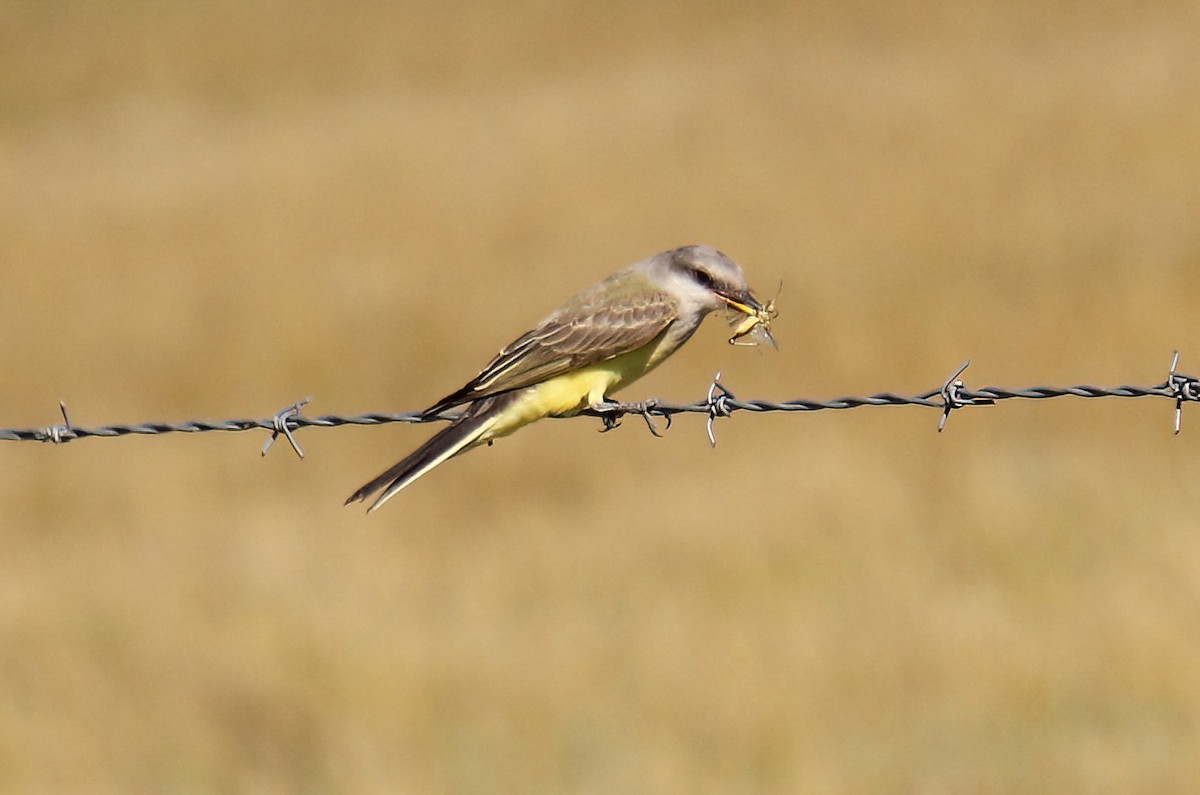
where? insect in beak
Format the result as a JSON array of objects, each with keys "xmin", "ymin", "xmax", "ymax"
[
  {"xmin": 720, "ymin": 283, "xmax": 780, "ymax": 349},
  {"xmin": 727, "ymin": 298, "xmax": 778, "ymax": 349}
]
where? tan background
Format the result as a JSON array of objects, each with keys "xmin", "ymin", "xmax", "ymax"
[{"xmin": 3, "ymin": 1, "xmax": 1200, "ymax": 791}]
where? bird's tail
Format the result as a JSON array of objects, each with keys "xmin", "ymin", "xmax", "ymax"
[{"xmin": 345, "ymin": 397, "xmax": 504, "ymax": 512}]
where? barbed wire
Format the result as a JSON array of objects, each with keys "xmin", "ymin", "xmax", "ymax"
[{"xmin": 3, "ymin": 352, "xmax": 1198, "ymax": 458}]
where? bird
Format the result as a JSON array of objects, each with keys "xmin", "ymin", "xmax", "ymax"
[{"xmin": 346, "ymin": 244, "xmax": 774, "ymax": 511}]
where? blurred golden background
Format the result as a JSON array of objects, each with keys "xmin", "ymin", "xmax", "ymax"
[{"xmin": 3, "ymin": 1, "xmax": 1199, "ymax": 791}]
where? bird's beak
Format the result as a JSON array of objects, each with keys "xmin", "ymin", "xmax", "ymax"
[{"xmin": 716, "ymin": 288, "xmax": 767, "ymax": 317}]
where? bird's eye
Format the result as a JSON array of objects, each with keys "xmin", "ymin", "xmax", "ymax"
[{"xmin": 691, "ymin": 268, "xmax": 716, "ymax": 289}]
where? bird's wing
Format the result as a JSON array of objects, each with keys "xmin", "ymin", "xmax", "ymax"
[{"xmin": 422, "ymin": 273, "xmax": 678, "ymax": 417}]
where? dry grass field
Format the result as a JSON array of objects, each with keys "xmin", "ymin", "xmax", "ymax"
[{"xmin": 3, "ymin": 1, "xmax": 1200, "ymax": 791}]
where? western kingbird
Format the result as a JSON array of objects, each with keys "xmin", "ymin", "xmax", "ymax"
[{"xmin": 346, "ymin": 244, "xmax": 774, "ymax": 511}]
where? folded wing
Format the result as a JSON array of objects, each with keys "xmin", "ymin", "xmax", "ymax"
[{"xmin": 423, "ymin": 276, "xmax": 678, "ymax": 418}]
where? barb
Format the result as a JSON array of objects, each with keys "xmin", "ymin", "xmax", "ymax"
[
  {"xmin": 705, "ymin": 371, "xmax": 734, "ymax": 447},
  {"xmin": 261, "ymin": 397, "xmax": 311, "ymax": 459},
  {"xmin": 3, "ymin": 351, "xmax": 1198, "ymax": 451},
  {"xmin": 1164, "ymin": 350, "xmax": 1200, "ymax": 435},
  {"xmin": 937, "ymin": 359, "xmax": 996, "ymax": 432},
  {"xmin": 41, "ymin": 401, "xmax": 74, "ymax": 445}
]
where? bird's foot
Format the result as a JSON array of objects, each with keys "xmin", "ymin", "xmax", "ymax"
[{"xmin": 587, "ymin": 399, "xmax": 670, "ymax": 437}]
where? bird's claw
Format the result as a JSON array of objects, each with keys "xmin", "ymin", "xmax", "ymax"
[{"xmin": 589, "ymin": 400, "xmax": 666, "ymax": 437}]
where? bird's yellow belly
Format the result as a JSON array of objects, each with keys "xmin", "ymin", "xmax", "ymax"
[{"xmin": 484, "ymin": 336, "xmax": 669, "ymax": 440}]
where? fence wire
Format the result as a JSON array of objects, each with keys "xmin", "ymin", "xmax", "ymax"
[{"xmin": 3, "ymin": 353, "xmax": 1198, "ymax": 459}]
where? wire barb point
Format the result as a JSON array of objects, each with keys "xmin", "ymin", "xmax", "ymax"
[
  {"xmin": 705, "ymin": 371, "xmax": 735, "ymax": 447},
  {"xmin": 40, "ymin": 401, "xmax": 75, "ymax": 445},
  {"xmin": 261, "ymin": 397, "xmax": 311, "ymax": 459},
  {"xmin": 937, "ymin": 359, "xmax": 995, "ymax": 432},
  {"xmin": 1163, "ymin": 350, "xmax": 1199, "ymax": 435},
  {"xmin": 42, "ymin": 401, "xmax": 74, "ymax": 444}
]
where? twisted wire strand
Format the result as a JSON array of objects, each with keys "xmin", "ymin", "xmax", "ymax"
[
  {"xmin": 0, "ymin": 411, "xmax": 431, "ymax": 443},
  {"xmin": 3, "ymin": 353, "xmax": 1196, "ymax": 453}
]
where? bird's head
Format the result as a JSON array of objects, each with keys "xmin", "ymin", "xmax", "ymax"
[{"xmin": 654, "ymin": 245, "xmax": 778, "ymax": 347}]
